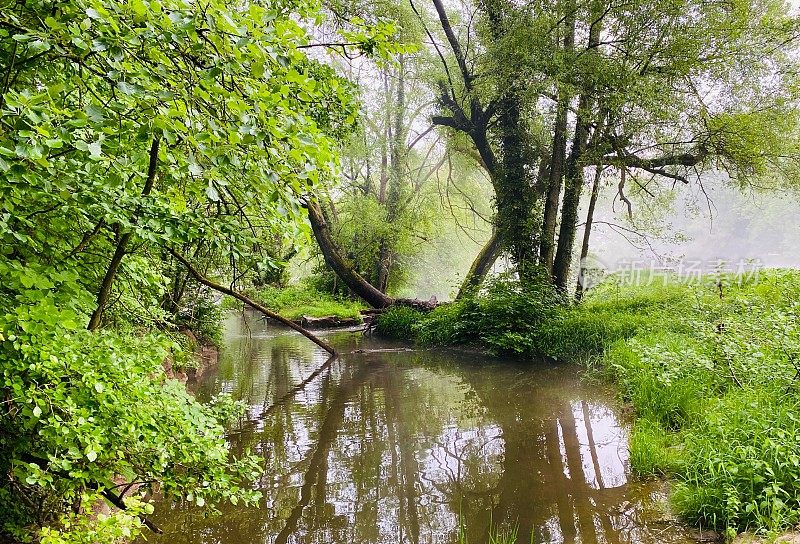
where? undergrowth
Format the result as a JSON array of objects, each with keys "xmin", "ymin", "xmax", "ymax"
[
  {"xmin": 248, "ymin": 283, "xmax": 365, "ymax": 321},
  {"xmin": 376, "ymin": 269, "xmax": 800, "ymax": 535}
]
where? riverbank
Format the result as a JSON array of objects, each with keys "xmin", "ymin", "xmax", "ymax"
[
  {"xmin": 227, "ymin": 284, "xmax": 366, "ymax": 327},
  {"xmin": 375, "ymin": 269, "xmax": 800, "ymax": 539}
]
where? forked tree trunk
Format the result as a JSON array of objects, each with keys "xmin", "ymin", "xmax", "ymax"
[
  {"xmin": 539, "ymin": 3, "xmax": 575, "ymax": 273},
  {"xmin": 552, "ymin": 96, "xmax": 592, "ymax": 291},
  {"xmin": 540, "ymin": 102, "xmax": 568, "ymax": 273},
  {"xmin": 551, "ymin": 16, "xmax": 603, "ymax": 291}
]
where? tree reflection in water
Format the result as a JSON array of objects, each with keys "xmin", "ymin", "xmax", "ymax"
[{"xmin": 144, "ymin": 313, "xmax": 694, "ymax": 544}]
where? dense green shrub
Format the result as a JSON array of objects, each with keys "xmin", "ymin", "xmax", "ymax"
[
  {"xmin": 0, "ymin": 272, "xmax": 261, "ymax": 541},
  {"xmin": 373, "ymin": 306, "xmax": 424, "ymax": 338},
  {"xmin": 377, "ymin": 274, "xmax": 565, "ymax": 355}
]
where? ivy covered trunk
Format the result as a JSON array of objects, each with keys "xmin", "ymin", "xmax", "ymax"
[{"xmin": 494, "ymin": 96, "xmax": 540, "ymax": 283}]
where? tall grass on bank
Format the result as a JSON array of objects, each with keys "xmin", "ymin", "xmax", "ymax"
[
  {"xmin": 236, "ymin": 283, "xmax": 365, "ymax": 321},
  {"xmin": 376, "ymin": 269, "xmax": 800, "ymax": 534}
]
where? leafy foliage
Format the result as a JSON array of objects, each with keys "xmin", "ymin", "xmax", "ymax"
[
  {"xmin": 373, "ymin": 305, "xmax": 423, "ymax": 338},
  {"xmin": 0, "ymin": 0, "xmax": 410, "ymax": 540},
  {"xmin": 0, "ymin": 304, "xmax": 261, "ymax": 540}
]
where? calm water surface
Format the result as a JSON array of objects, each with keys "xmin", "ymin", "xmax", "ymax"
[{"xmin": 144, "ymin": 312, "xmax": 694, "ymax": 544}]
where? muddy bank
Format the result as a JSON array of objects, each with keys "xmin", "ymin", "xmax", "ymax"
[{"xmin": 162, "ymin": 328, "xmax": 219, "ymax": 385}]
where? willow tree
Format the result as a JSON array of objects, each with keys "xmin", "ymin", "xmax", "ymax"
[{"xmin": 419, "ymin": 0, "xmax": 800, "ymax": 293}]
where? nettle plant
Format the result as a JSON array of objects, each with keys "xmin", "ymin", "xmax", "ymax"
[{"xmin": 0, "ymin": 0, "xmax": 409, "ymax": 541}]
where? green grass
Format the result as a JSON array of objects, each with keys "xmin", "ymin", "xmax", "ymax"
[
  {"xmin": 587, "ymin": 270, "xmax": 800, "ymax": 534},
  {"xmin": 457, "ymin": 512, "xmax": 521, "ymax": 544},
  {"xmin": 628, "ymin": 417, "xmax": 684, "ymax": 477},
  {"xmin": 581, "ymin": 270, "xmax": 800, "ymax": 534},
  {"xmin": 377, "ymin": 269, "xmax": 800, "ymax": 535},
  {"xmin": 250, "ymin": 284, "xmax": 365, "ymax": 321}
]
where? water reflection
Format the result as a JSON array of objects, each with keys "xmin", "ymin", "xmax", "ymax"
[{"xmin": 145, "ymin": 312, "xmax": 692, "ymax": 544}]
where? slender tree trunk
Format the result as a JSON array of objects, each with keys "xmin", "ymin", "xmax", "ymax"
[
  {"xmin": 88, "ymin": 137, "xmax": 160, "ymax": 330},
  {"xmin": 540, "ymin": 102, "xmax": 569, "ymax": 273},
  {"xmin": 539, "ymin": 5, "xmax": 575, "ymax": 273},
  {"xmin": 377, "ymin": 55, "xmax": 407, "ymax": 293},
  {"xmin": 456, "ymin": 230, "xmax": 501, "ymax": 299},
  {"xmin": 574, "ymin": 165, "xmax": 602, "ymax": 301},
  {"xmin": 552, "ymin": 17, "xmax": 603, "ymax": 291},
  {"xmin": 378, "ymin": 71, "xmax": 392, "ymax": 204},
  {"xmin": 306, "ymin": 200, "xmax": 394, "ymax": 308}
]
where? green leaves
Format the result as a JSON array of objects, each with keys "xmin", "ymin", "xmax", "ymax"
[
  {"xmin": 1, "ymin": 313, "xmax": 262, "ymax": 540},
  {"xmin": 0, "ymin": 0, "xmax": 409, "ymax": 539}
]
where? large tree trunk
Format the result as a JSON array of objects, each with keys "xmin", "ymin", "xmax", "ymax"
[
  {"xmin": 88, "ymin": 137, "xmax": 160, "ymax": 330},
  {"xmin": 456, "ymin": 230, "xmax": 501, "ymax": 299},
  {"xmin": 495, "ymin": 95, "xmax": 539, "ymax": 282},
  {"xmin": 306, "ymin": 200, "xmax": 394, "ymax": 308}
]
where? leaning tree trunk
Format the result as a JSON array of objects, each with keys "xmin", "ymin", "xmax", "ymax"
[
  {"xmin": 88, "ymin": 137, "xmax": 160, "ymax": 330},
  {"xmin": 574, "ymin": 165, "xmax": 603, "ymax": 301},
  {"xmin": 306, "ymin": 200, "xmax": 394, "ymax": 308},
  {"xmin": 456, "ymin": 230, "xmax": 501, "ymax": 299}
]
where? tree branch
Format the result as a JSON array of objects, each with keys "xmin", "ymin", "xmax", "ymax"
[{"xmin": 168, "ymin": 248, "xmax": 337, "ymax": 355}]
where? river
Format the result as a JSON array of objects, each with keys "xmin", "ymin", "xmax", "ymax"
[{"xmin": 142, "ymin": 311, "xmax": 696, "ymax": 544}]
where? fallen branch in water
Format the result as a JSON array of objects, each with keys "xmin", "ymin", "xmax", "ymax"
[
  {"xmin": 350, "ymin": 347, "xmax": 418, "ymax": 354},
  {"xmin": 168, "ymin": 248, "xmax": 337, "ymax": 355}
]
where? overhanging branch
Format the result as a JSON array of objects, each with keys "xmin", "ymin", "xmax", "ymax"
[{"xmin": 168, "ymin": 248, "xmax": 337, "ymax": 355}]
